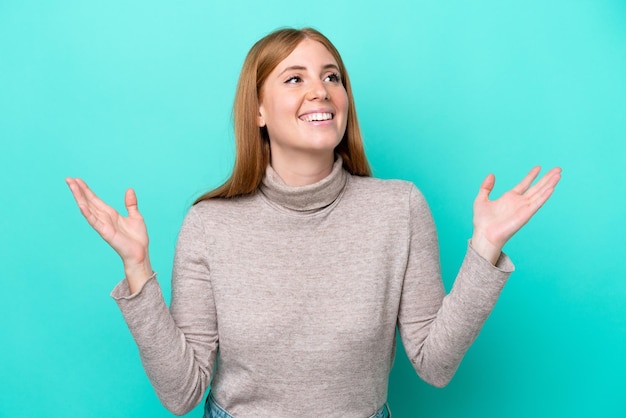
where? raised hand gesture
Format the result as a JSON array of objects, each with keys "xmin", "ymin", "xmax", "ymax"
[
  {"xmin": 66, "ymin": 178, "xmax": 153, "ymax": 292},
  {"xmin": 470, "ymin": 167, "xmax": 562, "ymax": 264}
]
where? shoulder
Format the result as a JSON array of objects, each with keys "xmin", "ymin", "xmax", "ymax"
[
  {"xmin": 183, "ymin": 193, "xmax": 260, "ymax": 229},
  {"xmin": 347, "ymin": 175, "xmax": 427, "ymax": 207},
  {"xmin": 339, "ymin": 175, "xmax": 431, "ymax": 226},
  {"xmin": 191, "ymin": 193, "xmax": 258, "ymax": 212},
  {"xmin": 347, "ymin": 176, "xmax": 436, "ymax": 237}
]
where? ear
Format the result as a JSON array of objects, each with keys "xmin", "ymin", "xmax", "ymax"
[{"xmin": 257, "ymin": 104, "xmax": 266, "ymax": 127}]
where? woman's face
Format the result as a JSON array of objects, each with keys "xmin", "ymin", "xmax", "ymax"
[{"xmin": 258, "ymin": 38, "xmax": 349, "ymax": 161}]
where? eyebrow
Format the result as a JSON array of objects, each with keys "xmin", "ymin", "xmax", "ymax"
[{"xmin": 278, "ymin": 64, "xmax": 340, "ymax": 76}]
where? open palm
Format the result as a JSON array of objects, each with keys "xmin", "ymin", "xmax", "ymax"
[
  {"xmin": 471, "ymin": 166, "xmax": 562, "ymax": 263},
  {"xmin": 66, "ymin": 178, "xmax": 150, "ymax": 272}
]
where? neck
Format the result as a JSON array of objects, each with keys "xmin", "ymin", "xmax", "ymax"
[{"xmin": 270, "ymin": 149, "xmax": 335, "ymax": 186}]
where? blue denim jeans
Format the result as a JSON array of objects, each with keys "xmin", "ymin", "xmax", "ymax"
[
  {"xmin": 203, "ymin": 392, "xmax": 391, "ymax": 418},
  {"xmin": 204, "ymin": 392, "xmax": 232, "ymax": 418}
]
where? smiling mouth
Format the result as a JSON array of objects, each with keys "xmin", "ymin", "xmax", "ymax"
[{"xmin": 300, "ymin": 112, "xmax": 334, "ymax": 122}]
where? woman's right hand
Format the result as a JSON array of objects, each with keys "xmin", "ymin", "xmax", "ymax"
[{"xmin": 66, "ymin": 178, "xmax": 153, "ymax": 293}]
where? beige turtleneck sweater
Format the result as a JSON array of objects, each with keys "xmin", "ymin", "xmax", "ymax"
[{"xmin": 111, "ymin": 157, "xmax": 514, "ymax": 417}]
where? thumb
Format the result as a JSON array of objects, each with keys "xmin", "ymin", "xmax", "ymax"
[
  {"xmin": 476, "ymin": 173, "xmax": 495, "ymax": 202},
  {"xmin": 125, "ymin": 188, "xmax": 140, "ymax": 217}
]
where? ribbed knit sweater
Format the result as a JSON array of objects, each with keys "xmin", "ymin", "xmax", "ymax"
[{"xmin": 112, "ymin": 157, "xmax": 514, "ymax": 417}]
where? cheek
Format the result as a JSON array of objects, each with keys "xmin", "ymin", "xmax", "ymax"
[
  {"xmin": 337, "ymin": 91, "xmax": 349, "ymax": 125},
  {"xmin": 336, "ymin": 89, "xmax": 349, "ymax": 113},
  {"xmin": 267, "ymin": 96, "xmax": 301, "ymax": 121}
]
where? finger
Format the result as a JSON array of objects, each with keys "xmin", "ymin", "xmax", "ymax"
[
  {"xmin": 525, "ymin": 167, "xmax": 562, "ymax": 200},
  {"xmin": 67, "ymin": 178, "xmax": 120, "ymax": 232},
  {"xmin": 526, "ymin": 184, "xmax": 558, "ymax": 217},
  {"xmin": 78, "ymin": 202, "xmax": 100, "ymax": 228},
  {"xmin": 125, "ymin": 188, "xmax": 141, "ymax": 217},
  {"xmin": 66, "ymin": 179, "xmax": 102, "ymax": 221},
  {"xmin": 520, "ymin": 170, "xmax": 561, "ymax": 220},
  {"xmin": 66, "ymin": 177, "xmax": 89, "ymax": 207},
  {"xmin": 67, "ymin": 178, "xmax": 98, "ymax": 209},
  {"xmin": 476, "ymin": 173, "xmax": 495, "ymax": 202},
  {"xmin": 71, "ymin": 189, "xmax": 107, "ymax": 231},
  {"xmin": 511, "ymin": 166, "xmax": 541, "ymax": 194},
  {"xmin": 73, "ymin": 178, "xmax": 102, "ymax": 203},
  {"xmin": 73, "ymin": 178, "xmax": 117, "ymax": 215},
  {"xmin": 66, "ymin": 178, "xmax": 97, "ymax": 221}
]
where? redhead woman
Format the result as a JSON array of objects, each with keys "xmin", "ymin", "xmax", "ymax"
[{"xmin": 66, "ymin": 28, "xmax": 561, "ymax": 418}]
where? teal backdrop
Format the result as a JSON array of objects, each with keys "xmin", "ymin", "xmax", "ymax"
[{"xmin": 1, "ymin": 0, "xmax": 625, "ymax": 417}]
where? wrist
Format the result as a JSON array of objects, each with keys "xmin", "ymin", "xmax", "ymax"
[
  {"xmin": 470, "ymin": 233, "xmax": 502, "ymax": 266},
  {"xmin": 123, "ymin": 258, "xmax": 153, "ymax": 294}
]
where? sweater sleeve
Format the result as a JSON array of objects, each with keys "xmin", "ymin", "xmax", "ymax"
[
  {"xmin": 111, "ymin": 206, "xmax": 217, "ymax": 415},
  {"xmin": 397, "ymin": 185, "xmax": 514, "ymax": 388}
]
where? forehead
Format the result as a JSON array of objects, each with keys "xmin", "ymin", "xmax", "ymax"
[{"xmin": 274, "ymin": 38, "xmax": 339, "ymax": 71}]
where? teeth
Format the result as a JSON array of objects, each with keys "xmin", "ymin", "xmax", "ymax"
[{"xmin": 301, "ymin": 112, "xmax": 333, "ymax": 122}]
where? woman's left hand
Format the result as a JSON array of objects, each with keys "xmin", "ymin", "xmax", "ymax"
[{"xmin": 470, "ymin": 166, "xmax": 562, "ymax": 264}]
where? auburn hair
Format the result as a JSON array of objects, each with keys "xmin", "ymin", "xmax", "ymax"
[{"xmin": 194, "ymin": 27, "xmax": 371, "ymax": 203}]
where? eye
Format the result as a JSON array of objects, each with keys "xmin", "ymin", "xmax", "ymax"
[
  {"xmin": 285, "ymin": 75, "xmax": 302, "ymax": 84},
  {"xmin": 324, "ymin": 72, "xmax": 341, "ymax": 83}
]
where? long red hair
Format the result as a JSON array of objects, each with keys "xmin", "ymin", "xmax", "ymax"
[{"xmin": 195, "ymin": 28, "xmax": 370, "ymax": 203}]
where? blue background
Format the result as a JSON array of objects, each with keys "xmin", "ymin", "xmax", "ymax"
[{"xmin": 1, "ymin": 0, "xmax": 625, "ymax": 416}]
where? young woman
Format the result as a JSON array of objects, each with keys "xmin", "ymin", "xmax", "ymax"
[{"xmin": 66, "ymin": 28, "xmax": 561, "ymax": 418}]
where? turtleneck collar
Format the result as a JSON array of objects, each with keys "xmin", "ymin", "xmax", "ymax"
[{"xmin": 260, "ymin": 156, "xmax": 348, "ymax": 213}]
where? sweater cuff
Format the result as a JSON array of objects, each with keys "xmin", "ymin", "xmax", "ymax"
[
  {"xmin": 454, "ymin": 242, "xmax": 515, "ymax": 308},
  {"xmin": 467, "ymin": 240, "xmax": 515, "ymax": 274},
  {"xmin": 110, "ymin": 272, "xmax": 157, "ymax": 301},
  {"xmin": 441, "ymin": 243, "xmax": 515, "ymax": 329},
  {"xmin": 111, "ymin": 275, "xmax": 165, "ymax": 330}
]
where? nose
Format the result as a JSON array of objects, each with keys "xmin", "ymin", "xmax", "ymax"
[{"xmin": 306, "ymin": 78, "xmax": 329, "ymax": 101}]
